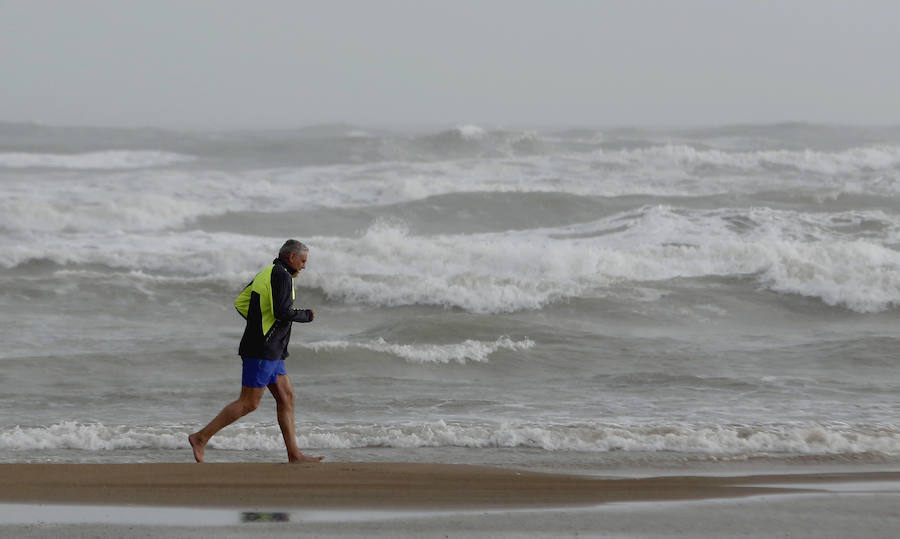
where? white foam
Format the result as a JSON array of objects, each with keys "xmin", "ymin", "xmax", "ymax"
[
  {"xmin": 0, "ymin": 150, "xmax": 195, "ymax": 169},
  {"xmin": 3, "ymin": 421, "xmax": 899, "ymax": 456},
  {"xmin": 0, "ymin": 193, "xmax": 210, "ymax": 233},
  {"xmin": 303, "ymin": 336, "xmax": 535, "ymax": 364},
  {"xmin": 300, "ymin": 212, "xmax": 900, "ymax": 313},
  {"xmin": 456, "ymin": 124, "xmax": 486, "ymax": 140},
  {"xmin": 591, "ymin": 144, "xmax": 900, "ymax": 176},
  {"xmin": 0, "ymin": 229, "xmax": 273, "ymax": 276},
  {"xmin": 0, "ymin": 422, "xmax": 187, "ymax": 451},
  {"xmin": 2, "ymin": 144, "xmax": 900, "ymax": 236},
  {"xmin": 761, "ymin": 239, "xmax": 900, "ymax": 312},
  {"xmin": 4, "ymin": 203, "xmax": 900, "ymax": 313},
  {"xmin": 0, "ymin": 167, "xmax": 252, "ymax": 234},
  {"xmin": 259, "ymin": 144, "xmax": 900, "ymax": 204}
]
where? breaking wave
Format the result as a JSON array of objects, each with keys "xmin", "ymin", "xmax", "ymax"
[
  {"xmin": 3, "ymin": 421, "xmax": 898, "ymax": 457},
  {"xmin": 4, "ymin": 204, "xmax": 900, "ymax": 314},
  {"xmin": 588, "ymin": 144, "xmax": 900, "ymax": 176},
  {"xmin": 0, "ymin": 150, "xmax": 195, "ymax": 169},
  {"xmin": 302, "ymin": 336, "xmax": 535, "ymax": 364},
  {"xmin": 2, "ymin": 143, "xmax": 899, "ymax": 235},
  {"xmin": 303, "ymin": 213, "xmax": 900, "ymax": 313}
]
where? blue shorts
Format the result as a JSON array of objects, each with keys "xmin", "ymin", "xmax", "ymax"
[{"xmin": 241, "ymin": 358, "xmax": 287, "ymax": 387}]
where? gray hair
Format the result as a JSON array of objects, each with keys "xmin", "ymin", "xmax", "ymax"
[{"xmin": 278, "ymin": 239, "xmax": 309, "ymax": 258}]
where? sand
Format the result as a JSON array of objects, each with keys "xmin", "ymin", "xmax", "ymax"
[
  {"xmin": 3, "ymin": 463, "xmax": 900, "ymax": 538},
  {"xmin": 1, "ymin": 462, "xmax": 899, "ymax": 509}
]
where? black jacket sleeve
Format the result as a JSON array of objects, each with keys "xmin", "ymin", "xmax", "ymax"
[{"xmin": 271, "ymin": 266, "xmax": 313, "ymax": 323}]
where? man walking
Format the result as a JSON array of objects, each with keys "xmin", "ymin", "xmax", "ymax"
[{"xmin": 189, "ymin": 239, "xmax": 324, "ymax": 463}]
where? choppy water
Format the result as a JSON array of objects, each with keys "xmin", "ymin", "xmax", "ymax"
[{"xmin": 2, "ymin": 121, "xmax": 899, "ymax": 471}]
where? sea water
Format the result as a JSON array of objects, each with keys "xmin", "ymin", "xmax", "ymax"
[{"xmin": 1, "ymin": 122, "xmax": 899, "ymax": 472}]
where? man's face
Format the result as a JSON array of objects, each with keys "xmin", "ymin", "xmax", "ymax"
[{"xmin": 288, "ymin": 251, "xmax": 308, "ymax": 277}]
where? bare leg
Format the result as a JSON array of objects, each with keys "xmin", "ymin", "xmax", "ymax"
[
  {"xmin": 268, "ymin": 374, "xmax": 324, "ymax": 463},
  {"xmin": 189, "ymin": 386, "xmax": 265, "ymax": 463}
]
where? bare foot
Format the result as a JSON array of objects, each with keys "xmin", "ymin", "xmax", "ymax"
[
  {"xmin": 188, "ymin": 433, "xmax": 206, "ymax": 463},
  {"xmin": 288, "ymin": 453, "xmax": 325, "ymax": 463}
]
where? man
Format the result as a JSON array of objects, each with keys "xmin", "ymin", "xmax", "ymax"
[{"xmin": 189, "ymin": 239, "xmax": 324, "ymax": 463}]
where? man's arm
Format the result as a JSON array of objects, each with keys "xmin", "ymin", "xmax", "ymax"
[{"xmin": 271, "ymin": 267, "xmax": 314, "ymax": 323}]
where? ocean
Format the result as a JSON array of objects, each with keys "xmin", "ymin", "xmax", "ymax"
[{"xmin": 2, "ymin": 121, "xmax": 899, "ymax": 474}]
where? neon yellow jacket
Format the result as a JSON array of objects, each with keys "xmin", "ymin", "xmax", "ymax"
[{"xmin": 234, "ymin": 258, "xmax": 312, "ymax": 360}]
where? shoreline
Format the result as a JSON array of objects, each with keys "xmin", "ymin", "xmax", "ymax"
[{"xmin": 2, "ymin": 462, "xmax": 899, "ymax": 510}]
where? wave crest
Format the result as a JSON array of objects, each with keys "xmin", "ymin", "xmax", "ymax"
[
  {"xmin": 3, "ymin": 421, "xmax": 898, "ymax": 457},
  {"xmin": 593, "ymin": 144, "xmax": 900, "ymax": 175},
  {"xmin": 5, "ymin": 205, "xmax": 900, "ymax": 314},
  {"xmin": 0, "ymin": 150, "xmax": 195, "ymax": 169},
  {"xmin": 302, "ymin": 215, "xmax": 900, "ymax": 313},
  {"xmin": 304, "ymin": 336, "xmax": 535, "ymax": 364}
]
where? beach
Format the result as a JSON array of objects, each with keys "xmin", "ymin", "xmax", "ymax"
[
  {"xmin": 2, "ymin": 462, "xmax": 900, "ymax": 537},
  {"xmin": 4, "ymin": 0, "xmax": 900, "ymax": 535},
  {"xmin": 3, "ymin": 123, "xmax": 900, "ymax": 535},
  {"xmin": 0, "ymin": 461, "xmax": 859, "ymax": 508}
]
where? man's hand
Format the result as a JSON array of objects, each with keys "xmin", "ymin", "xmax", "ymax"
[{"xmin": 306, "ymin": 309, "xmax": 314, "ymax": 322}]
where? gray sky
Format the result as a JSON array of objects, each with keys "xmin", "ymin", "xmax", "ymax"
[{"xmin": 2, "ymin": 0, "xmax": 899, "ymax": 128}]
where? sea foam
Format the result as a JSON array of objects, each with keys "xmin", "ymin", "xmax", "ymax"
[
  {"xmin": 591, "ymin": 144, "xmax": 900, "ymax": 176},
  {"xmin": 2, "ymin": 421, "xmax": 898, "ymax": 457},
  {"xmin": 2, "ymin": 144, "xmax": 899, "ymax": 235},
  {"xmin": 4, "ymin": 205, "xmax": 900, "ymax": 313},
  {"xmin": 0, "ymin": 150, "xmax": 195, "ymax": 169},
  {"xmin": 303, "ymin": 336, "xmax": 535, "ymax": 364},
  {"xmin": 301, "ymin": 213, "xmax": 900, "ymax": 313},
  {"xmin": 456, "ymin": 124, "xmax": 486, "ymax": 140}
]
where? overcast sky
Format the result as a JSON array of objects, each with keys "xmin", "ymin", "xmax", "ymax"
[{"xmin": 2, "ymin": 0, "xmax": 898, "ymax": 128}]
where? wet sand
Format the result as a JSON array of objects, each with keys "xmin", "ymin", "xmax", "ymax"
[{"xmin": 1, "ymin": 462, "xmax": 899, "ymax": 509}]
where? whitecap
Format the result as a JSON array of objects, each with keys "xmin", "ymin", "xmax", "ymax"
[
  {"xmin": 0, "ymin": 150, "xmax": 195, "ymax": 169},
  {"xmin": 303, "ymin": 336, "xmax": 535, "ymax": 364}
]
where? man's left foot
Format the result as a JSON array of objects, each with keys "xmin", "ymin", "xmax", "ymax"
[{"xmin": 289, "ymin": 453, "xmax": 325, "ymax": 463}]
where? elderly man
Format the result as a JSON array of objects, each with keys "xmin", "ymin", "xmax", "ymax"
[{"xmin": 189, "ymin": 239, "xmax": 324, "ymax": 463}]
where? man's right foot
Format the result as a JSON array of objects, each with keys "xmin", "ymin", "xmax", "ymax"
[{"xmin": 188, "ymin": 433, "xmax": 206, "ymax": 463}]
